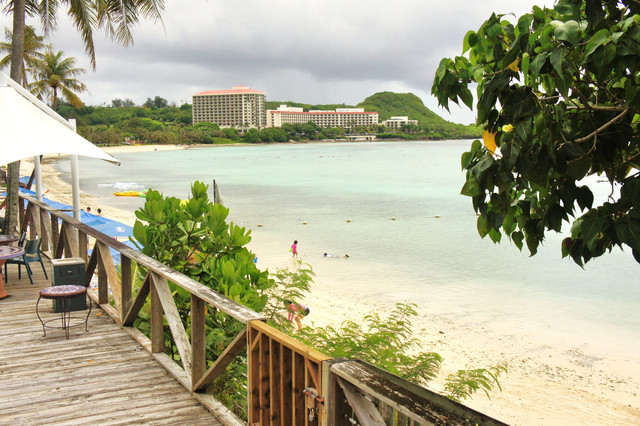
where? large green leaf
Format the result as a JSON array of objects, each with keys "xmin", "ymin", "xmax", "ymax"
[
  {"xmin": 554, "ymin": 21, "xmax": 581, "ymax": 46},
  {"xmin": 584, "ymin": 28, "xmax": 609, "ymax": 56},
  {"xmin": 615, "ymin": 220, "xmax": 640, "ymax": 250},
  {"xmin": 620, "ymin": 178, "xmax": 640, "ymax": 209},
  {"xmin": 580, "ymin": 212, "xmax": 609, "ymax": 243}
]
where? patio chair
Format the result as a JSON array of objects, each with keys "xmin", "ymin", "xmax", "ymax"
[{"xmin": 4, "ymin": 238, "xmax": 47, "ymax": 285}]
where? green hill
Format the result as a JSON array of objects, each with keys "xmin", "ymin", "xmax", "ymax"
[
  {"xmin": 357, "ymin": 92, "xmax": 480, "ymax": 138},
  {"xmin": 267, "ymin": 92, "xmax": 480, "ymax": 139}
]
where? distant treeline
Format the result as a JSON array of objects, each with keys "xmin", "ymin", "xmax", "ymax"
[{"xmin": 56, "ymin": 91, "xmax": 480, "ymax": 146}]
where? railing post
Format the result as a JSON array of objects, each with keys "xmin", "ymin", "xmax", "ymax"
[
  {"xmin": 50, "ymin": 213, "xmax": 60, "ymax": 255},
  {"xmin": 78, "ymin": 230, "xmax": 88, "ymax": 261},
  {"xmin": 322, "ymin": 358, "xmax": 350, "ymax": 426},
  {"xmin": 120, "ymin": 257, "xmax": 132, "ymax": 322},
  {"xmin": 191, "ymin": 294, "xmax": 206, "ymax": 391},
  {"xmin": 150, "ymin": 278, "xmax": 164, "ymax": 353}
]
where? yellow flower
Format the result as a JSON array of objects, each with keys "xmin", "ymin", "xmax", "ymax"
[
  {"xmin": 482, "ymin": 130, "xmax": 497, "ymax": 154},
  {"xmin": 502, "ymin": 124, "xmax": 514, "ymax": 133},
  {"xmin": 508, "ymin": 59, "xmax": 520, "ymax": 72}
]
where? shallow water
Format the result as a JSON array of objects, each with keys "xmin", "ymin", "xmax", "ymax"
[{"xmin": 63, "ymin": 140, "xmax": 639, "ymax": 356}]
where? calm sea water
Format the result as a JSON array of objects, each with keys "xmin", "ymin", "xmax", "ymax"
[{"xmin": 63, "ymin": 141, "xmax": 639, "ymax": 354}]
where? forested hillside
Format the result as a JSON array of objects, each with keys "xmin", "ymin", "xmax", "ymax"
[
  {"xmin": 357, "ymin": 92, "xmax": 480, "ymax": 138},
  {"xmin": 267, "ymin": 92, "xmax": 480, "ymax": 140},
  {"xmin": 56, "ymin": 91, "xmax": 480, "ymax": 146}
]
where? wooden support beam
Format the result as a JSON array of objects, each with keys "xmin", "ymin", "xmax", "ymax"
[
  {"xmin": 53, "ymin": 221, "xmax": 65, "ymax": 259},
  {"xmin": 62, "ymin": 222, "xmax": 79, "ymax": 258},
  {"xmin": 39, "ymin": 208, "xmax": 52, "ymax": 253},
  {"xmin": 259, "ymin": 332, "xmax": 269, "ymax": 426},
  {"xmin": 194, "ymin": 328, "xmax": 247, "ymax": 392},
  {"xmin": 150, "ymin": 272, "xmax": 193, "ymax": 379},
  {"xmin": 120, "ymin": 256, "xmax": 132, "ymax": 322},
  {"xmin": 123, "ymin": 273, "xmax": 150, "ymax": 326},
  {"xmin": 248, "ymin": 325, "xmax": 260, "ymax": 423},
  {"xmin": 336, "ymin": 377, "xmax": 385, "ymax": 426},
  {"xmin": 306, "ymin": 358, "xmax": 321, "ymax": 391},
  {"xmin": 78, "ymin": 229, "xmax": 87, "ymax": 261},
  {"xmin": 191, "ymin": 295, "xmax": 206, "ymax": 391},
  {"xmin": 150, "ymin": 274, "xmax": 164, "ymax": 354},
  {"xmin": 85, "ymin": 245, "xmax": 98, "ymax": 286},
  {"xmin": 97, "ymin": 241, "xmax": 121, "ymax": 312},
  {"xmin": 50, "ymin": 214, "xmax": 60, "ymax": 256}
]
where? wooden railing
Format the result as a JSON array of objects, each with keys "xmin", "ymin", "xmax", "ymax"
[{"xmin": 18, "ymin": 193, "xmax": 506, "ymax": 426}]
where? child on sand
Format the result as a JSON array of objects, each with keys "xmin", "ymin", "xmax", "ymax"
[
  {"xmin": 286, "ymin": 300, "xmax": 310, "ymax": 331},
  {"xmin": 291, "ymin": 240, "xmax": 299, "ymax": 258}
]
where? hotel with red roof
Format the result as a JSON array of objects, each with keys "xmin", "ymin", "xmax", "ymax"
[
  {"xmin": 192, "ymin": 86, "xmax": 266, "ymax": 128},
  {"xmin": 192, "ymin": 86, "xmax": 379, "ymax": 130}
]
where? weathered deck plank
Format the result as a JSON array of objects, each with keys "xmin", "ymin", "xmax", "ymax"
[{"xmin": 0, "ymin": 258, "xmax": 225, "ymax": 425}]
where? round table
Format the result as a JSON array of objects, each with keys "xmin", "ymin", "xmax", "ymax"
[
  {"xmin": 0, "ymin": 234, "xmax": 19, "ymax": 245},
  {"xmin": 0, "ymin": 246, "xmax": 25, "ymax": 299}
]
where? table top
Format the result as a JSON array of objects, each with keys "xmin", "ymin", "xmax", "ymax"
[
  {"xmin": 0, "ymin": 235, "xmax": 19, "ymax": 245},
  {"xmin": 0, "ymin": 246, "xmax": 24, "ymax": 260}
]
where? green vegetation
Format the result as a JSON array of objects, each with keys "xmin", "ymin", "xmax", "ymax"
[
  {"xmin": 432, "ymin": 0, "xmax": 640, "ymax": 265},
  {"xmin": 132, "ymin": 181, "xmax": 273, "ymax": 419},
  {"xmin": 29, "ymin": 49, "xmax": 87, "ymax": 110},
  {"xmin": 358, "ymin": 91, "xmax": 481, "ymax": 139},
  {"xmin": 263, "ymin": 263, "xmax": 506, "ymax": 403},
  {"xmin": 130, "ymin": 182, "xmax": 506, "ymax": 418},
  {"xmin": 55, "ymin": 91, "xmax": 480, "ymax": 146}
]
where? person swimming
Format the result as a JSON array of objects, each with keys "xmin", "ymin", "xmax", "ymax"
[{"xmin": 324, "ymin": 253, "xmax": 349, "ymax": 258}]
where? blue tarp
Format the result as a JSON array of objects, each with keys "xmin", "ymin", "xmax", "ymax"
[
  {"xmin": 17, "ymin": 186, "xmax": 139, "ymax": 266},
  {"xmin": 18, "ymin": 187, "xmax": 134, "ymax": 239}
]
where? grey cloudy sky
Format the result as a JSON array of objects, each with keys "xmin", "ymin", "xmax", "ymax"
[{"xmin": 1, "ymin": 0, "xmax": 555, "ymax": 124}]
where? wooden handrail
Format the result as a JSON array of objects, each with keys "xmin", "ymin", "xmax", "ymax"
[{"xmin": 18, "ymin": 192, "xmax": 506, "ymax": 426}]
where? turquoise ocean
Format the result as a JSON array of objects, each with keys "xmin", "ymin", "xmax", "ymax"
[{"xmin": 64, "ymin": 140, "xmax": 639, "ymax": 357}]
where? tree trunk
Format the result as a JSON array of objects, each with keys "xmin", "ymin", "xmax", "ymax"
[{"xmin": 3, "ymin": 0, "xmax": 26, "ymax": 235}]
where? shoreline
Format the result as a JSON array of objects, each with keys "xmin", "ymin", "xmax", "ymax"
[{"xmin": 20, "ymin": 144, "xmax": 640, "ymax": 425}]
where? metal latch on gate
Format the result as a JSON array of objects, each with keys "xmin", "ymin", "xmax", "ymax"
[{"xmin": 304, "ymin": 387, "xmax": 325, "ymax": 422}]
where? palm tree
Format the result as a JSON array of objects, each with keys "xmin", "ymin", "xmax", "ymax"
[
  {"xmin": 0, "ymin": 0, "xmax": 164, "ymax": 234},
  {"xmin": 29, "ymin": 50, "xmax": 87, "ymax": 110},
  {"xmin": 0, "ymin": 25, "xmax": 48, "ymax": 85}
]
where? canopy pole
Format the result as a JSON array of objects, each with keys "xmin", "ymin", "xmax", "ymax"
[
  {"xmin": 69, "ymin": 119, "xmax": 81, "ymax": 220},
  {"xmin": 34, "ymin": 156, "xmax": 43, "ymax": 201},
  {"xmin": 71, "ymin": 155, "xmax": 80, "ymax": 220}
]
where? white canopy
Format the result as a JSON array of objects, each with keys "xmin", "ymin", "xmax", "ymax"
[{"xmin": 0, "ymin": 71, "xmax": 120, "ymax": 166}]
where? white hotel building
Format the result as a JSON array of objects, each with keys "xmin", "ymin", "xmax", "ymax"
[
  {"xmin": 380, "ymin": 116, "xmax": 419, "ymax": 129},
  {"xmin": 266, "ymin": 105, "xmax": 379, "ymax": 129},
  {"xmin": 192, "ymin": 86, "xmax": 266, "ymax": 128}
]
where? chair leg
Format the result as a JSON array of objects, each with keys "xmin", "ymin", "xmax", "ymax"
[
  {"xmin": 40, "ymin": 259, "xmax": 48, "ymax": 279},
  {"xmin": 25, "ymin": 263, "xmax": 34, "ymax": 286},
  {"xmin": 17, "ymin": 264, "xmax": 21, "ymax": 280}
]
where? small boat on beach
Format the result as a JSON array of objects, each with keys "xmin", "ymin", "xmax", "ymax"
[{"xmin": 113, "ymin": 190, "xmax": 147, "ymax": 197}]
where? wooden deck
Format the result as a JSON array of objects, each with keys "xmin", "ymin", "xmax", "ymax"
[{"xmin": 0, "ymin": 258, "xmax": 224, "ymax": 425}]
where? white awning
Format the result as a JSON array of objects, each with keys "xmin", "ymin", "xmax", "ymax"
[{"xmin": 0, "ymin": 72, "xmax": 120, "ymax": 166}]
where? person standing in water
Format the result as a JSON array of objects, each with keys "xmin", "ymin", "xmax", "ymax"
[{"xmin": 291, "ymin": 240, "xmax": 299, "ymax": 258}]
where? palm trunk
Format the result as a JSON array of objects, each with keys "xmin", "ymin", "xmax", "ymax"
[{"xmin": 3, "ymin": 0, "xmax": 26, "ymax": 235}]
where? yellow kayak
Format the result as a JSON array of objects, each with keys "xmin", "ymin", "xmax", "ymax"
[{"xmin": 114, "ymin": 191, "xmax": 147, "ymax": 197}]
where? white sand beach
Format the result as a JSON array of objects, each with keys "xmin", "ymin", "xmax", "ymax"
[{"xmin": 19, "ymin": 145, "xmax": 640, "ymax": 425}]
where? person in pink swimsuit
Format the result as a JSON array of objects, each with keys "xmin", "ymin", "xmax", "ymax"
[{"xmin": 291, "ymin": 240, "xmax": 298, "ymax": 258}]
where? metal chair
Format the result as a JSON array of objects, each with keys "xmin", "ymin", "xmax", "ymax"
[{"xmin": 4, "ymin": 238, "xmax": 48, "ymax": 285}]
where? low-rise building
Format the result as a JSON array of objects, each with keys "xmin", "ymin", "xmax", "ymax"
[
  {"xmin": 266, "ymin": 105, "xmax": 378, "ymax": 129},
  {"xmin": 192, "ymin": 86, "xmax": 266, "ymax": 128},
  {"xmin": 381, "ymin": 116, "xmax": 419, "ymax": 130}
]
